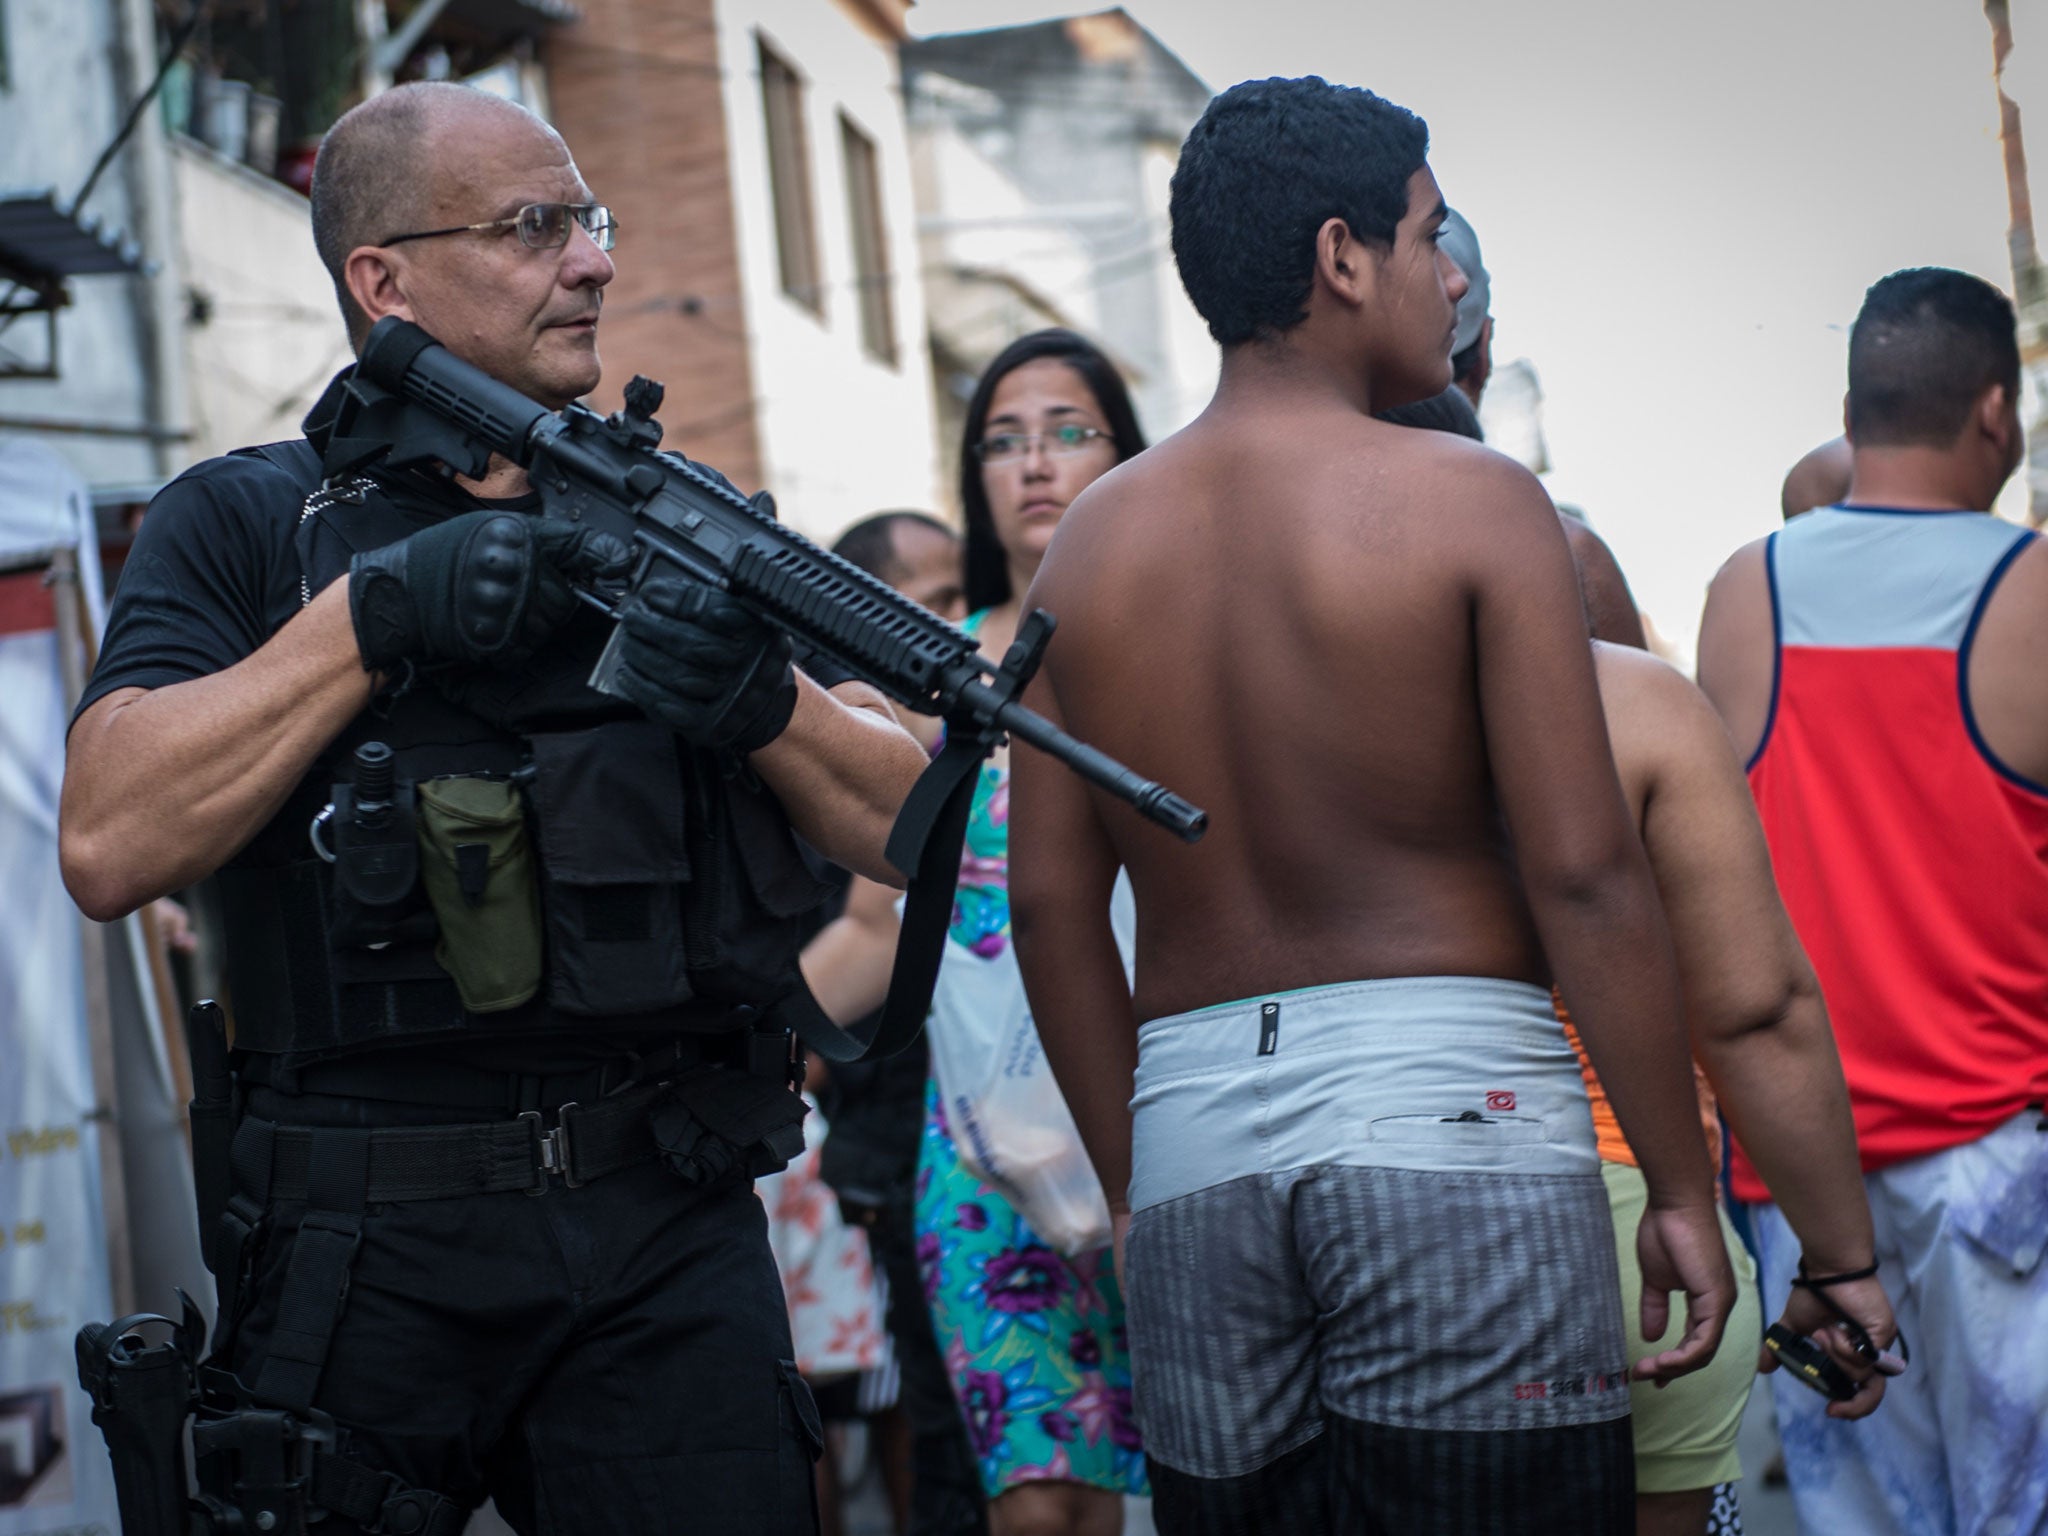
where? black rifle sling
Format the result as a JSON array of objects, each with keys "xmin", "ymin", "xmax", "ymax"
[
  {"xmin": 786, "ymin": 729, "xmax": 985, "ymax": 1063},
  {"xmin": 876, "ymin": 735, "xmax": 985, "ymax": 1050}
]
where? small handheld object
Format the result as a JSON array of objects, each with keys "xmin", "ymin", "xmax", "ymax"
[{"xmin": 1763, "ymin": 1321, "xmax": 1859, "ymax": 1402}]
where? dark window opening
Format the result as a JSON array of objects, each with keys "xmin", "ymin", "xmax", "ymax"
[
  {"xmin": 840, "ymin": 113, "xmax": 896, "ymax": 366},
  {"xmin": 759, "ymin": 37, "xmax": 822, "ymax": 315}
]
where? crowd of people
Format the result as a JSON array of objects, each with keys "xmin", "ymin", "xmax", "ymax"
[{"xmin": 60, "ymin": 66, "xmax": 2044, "ymax": 1536}]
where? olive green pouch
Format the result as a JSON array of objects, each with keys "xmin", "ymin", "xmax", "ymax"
[{"xmin": 416, "ymin": 776, "xmax": 542, "ymax": 1013}]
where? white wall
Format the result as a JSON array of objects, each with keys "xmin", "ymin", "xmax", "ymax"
[
  {"xmin": 914, "ymin": 112, "xmax": 1100, "ymax": 348},
  {"xmin": 713, "ymin": 0, "xmax": 943, "ymax": 543},
  {"xmin": 1139, "ymin": 139, "xmax": 1214, "ymax": 438},
  {"xmin": 0, "ymin": 0, "xmax": 176, "ymax": 489},
  {"xmin": 170, "ymin": 139, "xmax": 348, "ymax": 462}
]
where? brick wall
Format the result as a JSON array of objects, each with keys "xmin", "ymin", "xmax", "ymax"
[{"xmin": 544, "ymin": 0, "xmax": 765, "ymax": 490}]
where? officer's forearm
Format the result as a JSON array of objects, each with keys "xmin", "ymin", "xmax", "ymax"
[
  {"xmin": 750, "ymin": 675, "xmax": 924, "ymax": 887},
  {"xmin": 61, "ymin": 577, "xmax": 375, "ymax": 920},
  {"xmin": 799, "ymin": 876, "xmax": 901, "ymax": 1024}
]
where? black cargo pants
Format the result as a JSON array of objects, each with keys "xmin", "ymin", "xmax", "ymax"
[{"xmin": 223, "ymin": 1087, "xmax": 821, "ymax": 1535}]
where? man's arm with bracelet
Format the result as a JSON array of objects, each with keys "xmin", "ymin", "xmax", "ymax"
[{"xmin": 1631, "ymin": 655, "xmax": 1899, "ymax": 1417}]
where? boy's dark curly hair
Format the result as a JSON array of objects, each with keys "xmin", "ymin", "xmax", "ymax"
[{"xmin": 1170, "ymin": 77, "xmax": 1429, "ymax": 347}]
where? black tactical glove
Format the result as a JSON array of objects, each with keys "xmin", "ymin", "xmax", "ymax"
[
  {"xmin": 348, "ymin": 511, "xmax": 631, "ymax": 673},
  {"xmin": 612, "ymin": 577, "xmax": 798, "ymax": 754}
]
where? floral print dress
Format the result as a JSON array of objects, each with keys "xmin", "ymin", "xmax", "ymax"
[{"xmin": 913, "ymin": 611, "xmax": 1148, "ymax": 1501}]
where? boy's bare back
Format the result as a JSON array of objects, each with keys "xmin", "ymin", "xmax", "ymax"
[{"xmin": 1027, "ymin": 398, "xmax": 1613, "ymax": 1023}]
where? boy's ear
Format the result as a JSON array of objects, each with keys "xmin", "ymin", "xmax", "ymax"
[{"xmin": 1314, "ymin": 217, "xmax": 1370, "ymax": 309}]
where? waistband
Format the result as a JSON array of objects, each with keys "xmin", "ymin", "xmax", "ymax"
[
  {"xmin": 230, "ymin": 1081, "xmax": 669, "ymax": 1203},
  {"xmin": 1128, "ymin": 976, "xmax": 1597, "ymax": 1212},
  {"xmin": 239, "ymin": 1033, "xmax": 755, "ymax": 1114}
]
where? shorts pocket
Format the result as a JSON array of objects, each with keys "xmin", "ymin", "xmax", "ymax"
[
  {"xmin": 1369, "ymin": 1112, "xmax": 1550, "ymax": 1148},
  {"xmin": 528, "ymin": 721, "xmax": 694, "ymax": 1016},
  {"xmin": 1948, "ymin": 1116, "xmax": 2048, "ymax": 1277}
]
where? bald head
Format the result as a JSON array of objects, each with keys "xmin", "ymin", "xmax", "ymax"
[{"xmin": 311, "ymin": 84, "xmax": 561, "ymax": 347}]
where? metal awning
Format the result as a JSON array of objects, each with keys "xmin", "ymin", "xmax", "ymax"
[
  {"xmin": 0, "ymin": 192, "xmax": 143, "ymax": 287},
  {"xmin": 0, "ymin": 192, "xmax": 146, "ymax": 379}
]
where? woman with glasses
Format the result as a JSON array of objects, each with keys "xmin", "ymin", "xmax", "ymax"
[
  {"xmin": 924, "ymin": 329, "xmax": 1151, "ymax": 1536},
  {"xmin": 807, "ymin": 330, "xmax": 1152, "ymax": 1536}
]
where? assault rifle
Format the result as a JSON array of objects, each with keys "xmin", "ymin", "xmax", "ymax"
[{"xmin": 332, "ymin": 317, "xmax": 1207, "ymax": 1059}]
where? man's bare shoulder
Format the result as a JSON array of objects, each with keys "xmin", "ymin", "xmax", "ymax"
[
  {"xmin": 1986, "ymin": 526, "xmax": 2048, "ymax": 610},
  {"xmin": 1594, "ymin": 641, "xmax": 1721, "ymax": 734},
  {"xmin": 1967, "ymin": 528, "xmax": 2048, "ymax": 652},
  {"xmin": 1695, "ymin": 537, "xmax": 1778, "ymax": 761},
  {"xmin": 1594, "ymin": 640, "xmax": 1742, "ymax": 797},
  {"xmin": 1704, "ymin": 536, "xmax": 1771, "ymax": 606},
  {"xmin": 1399, "ymin": 429, "xmax": 1566, "ymax": 536}
]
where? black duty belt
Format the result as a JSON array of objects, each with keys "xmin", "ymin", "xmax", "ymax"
[
  {"xmin": 231, "ymin": 1082, "xmax": 667, "ymax": 1202},
  {"xmin": 239, "ymin": 1034, "xmax": 723, "ymax": 1113}
]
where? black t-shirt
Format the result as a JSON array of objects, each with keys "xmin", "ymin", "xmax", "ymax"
[{"xmin": 81, "ymin": 444, "xmax": 322, "ymax": 719}]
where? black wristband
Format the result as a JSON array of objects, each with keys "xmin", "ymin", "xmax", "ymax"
[
  {"xmin": 1793, "ymin": 1260, "xmax": 1880, "ymax": 1290},
  {"xmin": 729, "ymin": 671, "xmax": 799, "ymax": 755}
]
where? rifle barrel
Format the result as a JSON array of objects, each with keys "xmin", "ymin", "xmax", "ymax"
[{"xmin": 996, "ymin": 699, "xmax": 1207, "ymax": 843}]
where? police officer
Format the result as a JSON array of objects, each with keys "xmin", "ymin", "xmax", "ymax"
[{"xmin": 61, "ymin": 82, "xmax": 926, "ymax": 1536}]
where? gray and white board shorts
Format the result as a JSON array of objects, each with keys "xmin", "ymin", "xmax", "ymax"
[{"xmin": 1125, "ymin": 976, "xmax": 1634, "ymax": 1533}]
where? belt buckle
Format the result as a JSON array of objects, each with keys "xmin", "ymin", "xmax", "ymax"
[{"xmin": 518, "ymin": 1102, "xmax": 584, "ymax": 1194}]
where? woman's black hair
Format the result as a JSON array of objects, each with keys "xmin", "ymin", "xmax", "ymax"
[{"xmin": 960, "ymin": 328, "xmax": 1147, "ymax": 613}]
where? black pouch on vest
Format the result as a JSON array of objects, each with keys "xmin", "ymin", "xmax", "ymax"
[
  {"xmin": 528, "ymin": 720, "xmax": 695, "ymax": 1016},
  {"xmin": 649, "ymin": 1065, "xmax": 810, "ymax": 1186}
]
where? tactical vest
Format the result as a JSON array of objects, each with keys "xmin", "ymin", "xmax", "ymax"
[{"xmin": 216, "ymin": 441, "xmax": 833, "ymax": 1066}]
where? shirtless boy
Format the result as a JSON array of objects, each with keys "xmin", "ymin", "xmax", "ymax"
[{"xmin": 1008, "ymin": 77, "xmax": 1734, "ymax": 1533}]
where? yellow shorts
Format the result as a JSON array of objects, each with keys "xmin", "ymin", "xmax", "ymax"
[{"xmin": 1602, "ymin": 1160, "xmax": 1762, "ymax": 1493}]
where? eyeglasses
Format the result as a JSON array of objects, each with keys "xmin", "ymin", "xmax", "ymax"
[
  {"xmin": 973, "ymin": 424, "xmax": 1111, "ymax": 464},
  {"xmin": 378, "ymin": 202, "xmax": 618, "ymax": 252}
]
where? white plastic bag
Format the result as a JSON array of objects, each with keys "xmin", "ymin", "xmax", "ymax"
[{"xmin": 924, "ymin": 873, "xmax": 1136, "ymax": 1257}]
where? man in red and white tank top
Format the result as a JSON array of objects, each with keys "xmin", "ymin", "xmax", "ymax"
[{"xmin": 1700, "ymin": 267, "xmax": 2048, "ymax": 1536}]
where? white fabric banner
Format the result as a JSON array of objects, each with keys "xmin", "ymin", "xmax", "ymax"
[{"xmin": 0, "ymin": 438, "xmax": 118, "ymax": 1535}]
